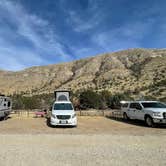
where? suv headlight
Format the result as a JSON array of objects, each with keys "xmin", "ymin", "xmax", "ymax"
[
  {"xmin": 51, "ymin": 114, "xmax": 56, "ymax": 118},
  {"xmin": 72, "ymin": 113, "xmax": 76, "ymax": 118},
  {"xmin": 153, "ymin": 112, "xmax": 162, "ymax": 117}
]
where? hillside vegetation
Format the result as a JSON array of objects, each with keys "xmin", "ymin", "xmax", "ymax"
[{"xmin": 0, "ymin": 48, "xmax": 166, "ymax": 103}]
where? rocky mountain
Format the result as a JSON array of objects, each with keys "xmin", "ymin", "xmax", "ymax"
[{"xmin": 0, "ymin": 48, "xmax": 166, "ymax": 100}]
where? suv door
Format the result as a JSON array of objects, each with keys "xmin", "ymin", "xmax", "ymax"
[
  {"xmin": 129, "ymin": 103, "xmax": 137, "ymax": 119},
  {"xmin": 134, "ymin": 103, "xmax": 144, "ymax": 120}
]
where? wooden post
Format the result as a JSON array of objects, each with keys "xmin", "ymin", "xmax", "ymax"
[
  {"xmin": 28, "ymin": 109, "xmax": 29, "ymax": 117},
  {"xmin": 103, "ymin": 110, "xmax": 105, "ymax": 117}
]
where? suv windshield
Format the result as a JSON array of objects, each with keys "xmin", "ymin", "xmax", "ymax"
[
  {"xmin": 54, "ymin": 103, "xmax": 73, "ymax": 110},
  {"xmin": 141, "ymin": 102, "xmax": 166, "ymax": 108}
]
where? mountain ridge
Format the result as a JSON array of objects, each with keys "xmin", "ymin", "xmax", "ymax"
[{"xmin": 0, "ymin": 48, "xmax": 166, "ymax": 100}]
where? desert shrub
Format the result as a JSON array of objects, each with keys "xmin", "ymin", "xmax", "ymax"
[
  {"xmin": 143, "ymin": 95, "xmax": 156, "ymax": 101},
  {"xmin": 109, "ymin": 94, "xmax": 122, "ymax": 109},
  {"xmin": 79, "ymin": 90, "xmax": 103, "ymax": 109},
  {"xmin": 22, "ymin": 96, "xmax": 40, "ymax": 109},
  {"xmin": 11, "ymin": 90, "xmax": 134, "ymax": 110},
  {"xmin": 75, "ymin": 90, "xmax": 133, "ymax": 110},
  {"xmin": 11, "ymin": 93, "xmax": 54, "ymax": 110},
  {"xmin": 12, "ymin": 94, "xmax": 24, "ymax": 110},
  {"xmin": 100, "ymin": 90, "xmax": 112, "ymax": 109},
  {"xmin": 109, "ymin": 92, "xmax": 133, "ymax": 109},
  {"xmin": 160, "ymin": 97, "xmax": 166, "ymax": 103}
]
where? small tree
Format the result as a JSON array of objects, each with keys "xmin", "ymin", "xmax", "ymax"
[
  {"xmin": 100, "ymin": 90, "xmax": 111, "ymax": 109},
  {"xmin": 109, "ymin": 92, "xmax": 133, "ymax": 109},
  {"xmin": 79, "ymin": 90, "xmax": 102, "ymax": 109},
  {"xmin": 12, "ymin": 94, "xmax": 24, "ymax": 110},
  {"xmin": 22, "ymin": 97, "xmax": 39, "ymax": 110}
]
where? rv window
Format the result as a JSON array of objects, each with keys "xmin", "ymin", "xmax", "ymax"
[
  {"xmin": 8, "ymin": 101, "xmax": 11, "ymax": 107},
  {"xmin": 54, "ymin": 103, "xmax": 73, "ymax": 110}
]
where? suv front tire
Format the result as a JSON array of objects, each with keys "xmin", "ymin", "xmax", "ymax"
[{"xmin": 145, "ymin": 116, "xmax": 154, "ymax": 127}]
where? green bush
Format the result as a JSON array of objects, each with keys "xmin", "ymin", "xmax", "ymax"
[
  {"xmin": 109, "ymin": 92, "xmax": 133, "ymax": 109},
  {"xmin": 11, "ymin": 93, "xmax": 54, "ymax": 110},
  {"xmin": 11, "ymin": 90, "xmax": 134, "ymax": 110},
  {"xmin": 79, "ymin": 90, "xmax": 103, "ymax": 109},
  {"xmin": 100, "ymin": 90, "xmax": 112, "ymax": 109}
]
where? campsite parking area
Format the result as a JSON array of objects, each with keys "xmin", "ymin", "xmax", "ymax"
[
  {"xmin": 0, "ymin": 114, "xmax": 166, "ymax": 135},
  {"xmin": 0, "ymin": 114, "xmax": 166, "ymax": 166}
]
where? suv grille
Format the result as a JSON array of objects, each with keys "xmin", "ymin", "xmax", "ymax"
[
  {"xmin": 56, "ymin": 115, "xmax": 71, "ymax": 120},
  {"xmin": 163, "ymin": 112, "xmax": 166, "ymax": 119}
]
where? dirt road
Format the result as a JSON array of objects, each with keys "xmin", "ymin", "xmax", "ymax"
[{"xmin": 0, "ymin": 116, "xmax": 166, "ymax": 166}]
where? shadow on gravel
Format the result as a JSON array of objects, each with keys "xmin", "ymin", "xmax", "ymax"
[
  {"xmin": 0, "ymin": 116, "xmax": 12, "ymax": 121},
  {"xmin": 45, "ymin": 117, "xmax": 75, "ymax": 128},
  {"xmin": 106, "ymin": 116, "xmax": 166, "ymax": 129}
]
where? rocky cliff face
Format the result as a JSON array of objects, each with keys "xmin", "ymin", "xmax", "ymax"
[{"xmin": 0, "ymin": 48, "xmax": 166, "ymax": 100}]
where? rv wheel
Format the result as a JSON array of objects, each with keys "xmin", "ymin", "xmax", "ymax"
[{"xmin": 4, "ymin": 113, "xmax": 8, "ymax": 120}]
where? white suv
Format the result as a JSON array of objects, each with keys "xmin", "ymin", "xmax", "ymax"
[
  {"xmin": 50, "ymin": 101, "xmax": 77, "ymax": 127},
  {"xmin": 121, "ymin": 101, "xmax": 166, "ymax": 127}
]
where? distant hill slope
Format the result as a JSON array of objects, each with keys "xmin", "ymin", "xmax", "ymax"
[{"xmin": 0, "ymin": 48, "xmax": 166, "ymax": 100}]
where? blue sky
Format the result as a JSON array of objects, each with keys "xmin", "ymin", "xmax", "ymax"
[{"xmin": 0, "ymin": 0, "xmax": 166, "ymax": 71}]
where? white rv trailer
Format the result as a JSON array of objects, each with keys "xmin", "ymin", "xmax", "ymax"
[
  {"xmin": 50, "ymin": 90, "xmax": 77, "ymax": 127},
  {"xmin": 0, "ymin": 95, "xmax": 12, "ymax": 119}
]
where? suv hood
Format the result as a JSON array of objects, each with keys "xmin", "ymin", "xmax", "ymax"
[
  {"xmin": 144, "ymin": 108, "xmax": 166, "ymax": 113},
  {"xmin": 52, "ymin": 110, "xmax": 75, "ymax": 115}
]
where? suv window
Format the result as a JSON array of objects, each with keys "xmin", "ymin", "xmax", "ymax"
[
  {"xmin": 130, "ymin": 103, "xmax": 136, "ymax": 108},
  {"xmin": 121, "ymin": 103, "xmax": 129, "ymax": 108},
  {"xmin": 141, "ymin": 102, "xmax": 166, "ymax": 108},
  {"xmin": 130, "ymin": 103, "xmax": 142, "ymax": 110}
]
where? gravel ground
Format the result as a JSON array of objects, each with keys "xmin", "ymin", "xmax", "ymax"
[
  {"xmin": 0, "ymin": 116, "xmax": 166, "ymax": 166},
  {"xmin": 0, "ymin": 134, "xmax": 166, "ymax": 166}
]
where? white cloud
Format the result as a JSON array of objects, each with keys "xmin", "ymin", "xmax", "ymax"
[
  {"xmin": 66, "ymin": 0, "xmax": 105, "ymax": 32},
  {"xmin": 0, "ymin": 39, "xmax": 49, "ymax": 70},
  {"xmin": 92, "ymin": 19, "xmax": 155, "ymax": 51},
  {"xmin": 0, "ymin": 0, "xmax": 70, "ymax": 71},
  {"xmin": 65, "ymin": 0, "xmax": 166, "ymax": 53}
]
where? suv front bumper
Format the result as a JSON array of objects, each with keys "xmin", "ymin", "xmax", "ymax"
[
  {"xmin": 50, "ymin": 117, "xmax": 77, "ymax": 126},
  {"xmin": 153, "ymin": 118, "xmax": 166, "ymax": 124}
]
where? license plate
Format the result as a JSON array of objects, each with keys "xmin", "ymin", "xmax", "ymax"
[{"xmin": 60, "ymin": 120, "xmax": 67, "ymax": 124}]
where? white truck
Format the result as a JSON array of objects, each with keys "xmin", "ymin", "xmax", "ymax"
[
  {"xmin": 0, "ymin": 95, "xmax": 12, "ymax": 119},
  {"xmin": 50, "ymin": 90, "xmax": 77, "ymax": 127},
  {"xmin": 121, "ymin": 101, "xmax": 166, "ymax": 127}
]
